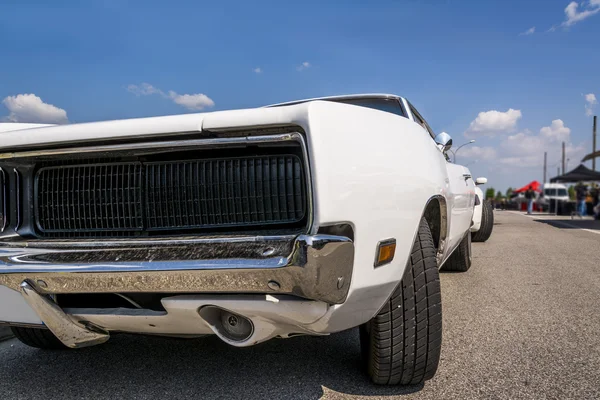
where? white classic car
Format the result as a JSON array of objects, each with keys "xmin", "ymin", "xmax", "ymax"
[
  {"xmin": 0, "ymin": 94, "xmax": 480, "ymax": 385},
  {"xmin": 471, "ymin": 183, "xmax": 494, "ymax": 242}
]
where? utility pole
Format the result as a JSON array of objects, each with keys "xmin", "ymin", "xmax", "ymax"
[
  {"xmin": 543, "ymin": 152, "xmax": 547, "ymax": 183},
  {"xmin": 593, "ymin": 115, "xmax": 597, "ymax": 171},
  {"xmin": 562, "ymin": 141, "xmax": 566, "ymax": 174}
]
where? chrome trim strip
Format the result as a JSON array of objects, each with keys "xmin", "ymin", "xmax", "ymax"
[
  {"xmin": 0, "ymin": 133, "xmax": 298, "ymax": 159},
  {"xmin": 0, "ymin": 320, "xmax": 45, "ymax": 329},
  {"xmin": 13, "ymin": 168, "xmax": 21, "ymax": 231},
  {"xmin": 296, "ymin": 133, "xmax": 314, "ymax": 234},
  {"xmin": 20, "ymin": 280, "xmax": 109, "ymax": 348},
  {"xmin": 0, "ymin": 132, "xmax": 314, "ymax": 236},
  {"xmin": 0, "ymin": 234, "xmax": 354, "ymax": 304},
  {"xmin": 0, "ymin": 167, "xmax": 5, "ymax": 233},
  {"xmin": 0, "ymin": 234, "xmax": 298, "ymax": 249}
]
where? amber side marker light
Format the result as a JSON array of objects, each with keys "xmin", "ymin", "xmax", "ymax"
[{"xmin": 374, "ymin": 239, "xmax": 396, "ymax": 267}]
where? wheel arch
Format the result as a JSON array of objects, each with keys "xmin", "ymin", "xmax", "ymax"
[{"xmin": 422, "ymin": 195, "xmax": 448, "ymax": 264}]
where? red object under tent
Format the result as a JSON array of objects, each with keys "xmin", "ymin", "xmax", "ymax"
[{"xmin": 513, "ymin": 180, "xmax": 542, "ymax": 211}]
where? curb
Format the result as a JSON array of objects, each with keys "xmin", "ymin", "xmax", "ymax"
[{"xmin": 0, "ymin": 326, "xmax": 14, "ymax": 342}]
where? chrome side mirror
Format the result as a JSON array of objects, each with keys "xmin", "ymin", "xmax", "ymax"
[
  {"xmin": 475, "ymin": 177, "xmax": 488, "ymax": 185},
  {"xmin": 434, "ymin": 132, "xmax": 453, "ymax": 152}
]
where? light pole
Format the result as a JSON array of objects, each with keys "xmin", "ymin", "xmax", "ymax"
[{"xmin": 449, "ymin": 140, "xmax": 475, "ymax": 163}]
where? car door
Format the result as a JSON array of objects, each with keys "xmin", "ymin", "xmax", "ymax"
[
  {"xmin": 445, "ymin": 163, "xmax": 475, "ymax": 251},
  {"xmin": 407, "ymin": 102, "xmax": 475, "ymax": 254}
]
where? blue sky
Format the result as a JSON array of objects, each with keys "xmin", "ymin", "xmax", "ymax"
[{"xmin": 1, "ymin": 0, "xmax": 599, "ymax": 191}]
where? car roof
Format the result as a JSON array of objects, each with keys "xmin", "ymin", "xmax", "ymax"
[{"xmin": 264, "ymin": 93, "xmax": 404, "ymax": 108}]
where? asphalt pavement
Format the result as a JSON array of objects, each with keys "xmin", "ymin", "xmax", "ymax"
[{"xmin": 1, "ymin": 211, "xmax": 599, "ymax": 399}]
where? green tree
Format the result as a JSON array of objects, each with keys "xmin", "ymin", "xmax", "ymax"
[
  {"xmin": 485, "ymin": 187, "xmax": 495, "ymax": 199},
  {"xmin": 506, "ymin": 187, "xmax": 513, "ymax": 198},
  {"xmin": 495, "ymin": 191, "xmax": 503, "ymax": 201},
  {"xmin": 568, "ymin": 185, "xmax": 575, "ymax": 200}
]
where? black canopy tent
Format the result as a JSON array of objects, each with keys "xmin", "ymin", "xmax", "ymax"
[
  {"xmin": 582, "ymin": 150, "xmax": 600, "ymax": 163},
  {"xmin": 550, "ymin": 164, "xmax": 600, "ymax": 183}
]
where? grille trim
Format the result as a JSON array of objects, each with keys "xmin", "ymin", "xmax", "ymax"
[
  {"xmin": 0, "ymin": 167, "xmax": 6, "ymax": 232},
  {"xmin": 34, "ymin": 155, "xmax": 307, "ymax": 235},
  {"xmin": 13, "ymin": 168, "xmax": 22, "ymax": 231}
]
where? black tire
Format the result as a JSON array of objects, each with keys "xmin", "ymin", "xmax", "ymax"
[
  {"xmin": 440, "ymin": 232, "xmax": 472, "ymax": 272},
  {"xmin": 360, "ymin": 218, "xmax": 442, "ymax": 385},
  {"xmin": 472, "ymin": 200, "xmax": 494, "ymax": 242},
  {"xmin": 10, "ymin": 327, "xmax": 68, "ymax": 350}
]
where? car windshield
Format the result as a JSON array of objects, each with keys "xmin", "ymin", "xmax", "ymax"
[
  {"xmin": 331, "ymin": 98, "xmax": 405, "ymax": 117},
  {"xmin": 544, "ymin": 188, "xmax": 568, "ymax": 197}
]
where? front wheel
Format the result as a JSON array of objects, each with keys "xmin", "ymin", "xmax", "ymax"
[
  {"xmin": 472, "ymin": 200, "xmax": 494, "ymax": 242},
  {"xmin": 440, "ymin": 232, "xmax": 472, "ymax": 272},
  {"xmin": 360, "ymin": 218, "xmax": 442, "ymax": 385},
  {"xmin": 11, "ymin": 327, "xmax": 68, "ymax": 350}
]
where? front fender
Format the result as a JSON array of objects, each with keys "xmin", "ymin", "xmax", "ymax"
[{"xmin": 300, "ymin": 101, "xmax": 450, "ymax": 332}]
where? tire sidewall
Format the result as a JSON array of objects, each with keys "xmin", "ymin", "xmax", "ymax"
[{"xmin": 466, "ymin": 230, "xmax": 472, "ymax": 265}]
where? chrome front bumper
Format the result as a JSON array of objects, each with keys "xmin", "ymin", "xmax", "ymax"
[
  {"xmin": 0, "ymin": 234, "xmax": 354, "ymax": 304},
  {"xmin": 19, "ymin": 281, "xmax": 110, "ymax": 348}
]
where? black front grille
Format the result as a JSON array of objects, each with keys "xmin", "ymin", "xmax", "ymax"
[
  {"xmin": 35, "ymin": 155, "xmax": 306, "ymax": 235},
  {"xmin": 36, "ymin": 163, "xmax": 144, "ymax": 232}
]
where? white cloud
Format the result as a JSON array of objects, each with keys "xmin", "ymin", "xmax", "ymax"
[
  {"xmin": 253, "ymin": 67, "xmax": 262, "ymax": 74},
  {"xmin": 167, "ymin": 91, "xmax": 215, "ymax": 111},
  {"xmin": 502, "ymin": 131, "xmax": 541, "ymax": 156},
  {"xmin": 1, "ymin": 93, "xmax": 68, "ymax": 124},
  {"xmin": 127, "ymin": 83, "xmax": 162, "ymax": 96},
  {"xmin": 560, "ymin": 1, "xmax": 600, "ymax": 27},
  {"xmin": 465, "ymin": 109, "xmax": 522, "ymax": 137},
  {"xmin": 585, "ymin": 93, "xmax": 597, "ymax": 116},
  {"xmin": 297, "ymin": 61, "xmax": 311, "ymax": 71},
  {"xmin": 127, "ymin": 83, "xmax": 215, "ymax": 111},
  {"xmin": 498, "ymin": 120, "xmax": 581, "ymax": 167},
  {"xmin": 539, "ymin": 119, "xmax": 571, "ymax": 142},
  {"xmin": 457, "ymin": 145, "xmax": 498, "ymax": 160},
  {"xmin": 520, "ymin": 27, "xmax": 536, "ymax": 35}
]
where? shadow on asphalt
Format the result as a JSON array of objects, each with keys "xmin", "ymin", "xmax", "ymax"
[
  {"xmin": 1, "ymin": 330, "xmax": 424, "ymax": 399},
  {"xmin": 533, "ymin": 218, "xmax": 600, "ymax": 231}
]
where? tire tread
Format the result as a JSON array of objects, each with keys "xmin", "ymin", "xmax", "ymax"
[
  {"xmin": 472, "ymin": 200, "xmax": 494, "ymax": 242},
  {"xmin": 361, "ymin": 218, "xmax": 442, "ymax": 385},
  {"xmin": 11, "ymin": 327, "xmax": 67, "ymax": 350}
]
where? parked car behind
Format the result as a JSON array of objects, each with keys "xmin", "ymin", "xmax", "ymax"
[
  {"xmin": 471, "ymin": 180, "xmax": 494, "ymax": 242},
  {"xmin": 537, "ymin": 183, "xmax": 569, "ymax": 211}
]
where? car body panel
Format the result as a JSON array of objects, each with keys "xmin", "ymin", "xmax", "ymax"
[
  {"xmin": 471, "ymin": 186, "xmax": 484, "ymax": 232},
  {"xmin": 0, "ymin": 94, "xmax": 476, "ymax": 342},
  {"xmin": 445, "ymin": 163, "xmax": 475, "ymax": 249},
  {"xmin": 0, "ymin": 115, "xmax": 204, "ymax": 152},
  {"xmin": 0, "ymin": 123, "xmax": 56, "ymax": 133}
]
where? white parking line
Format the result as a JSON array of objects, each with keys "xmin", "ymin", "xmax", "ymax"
[
  {"xmin": 505, "ymin": 210, "xmax": 600, "ymax": 235},
  {"xmin": 505, "ymin": 211, "xmax": 557, "ymax": 219}
]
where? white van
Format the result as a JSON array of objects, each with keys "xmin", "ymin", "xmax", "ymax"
[{"xmin": 537, "ymin": 183, "xmax": 570, "ymax": 210}]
